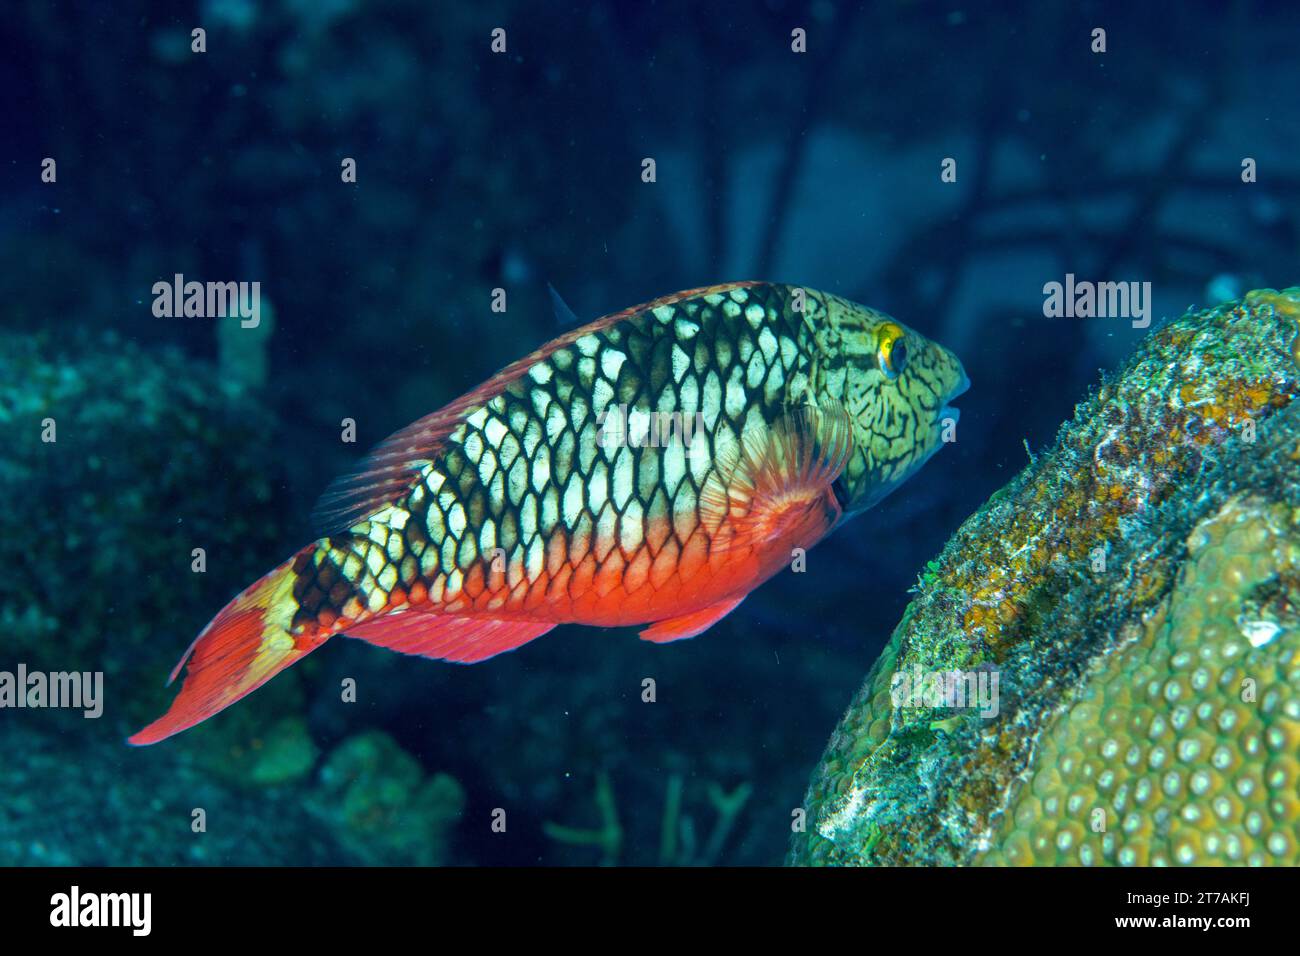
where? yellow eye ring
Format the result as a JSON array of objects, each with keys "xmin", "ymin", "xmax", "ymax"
[{"xmin": 877, "ymin": 323, "xmax": 909, "ymax": 379}]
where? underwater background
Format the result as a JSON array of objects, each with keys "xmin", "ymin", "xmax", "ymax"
[{"xmin": 1, "ymin": 0, "xmax": 1299, "ymax": 866}]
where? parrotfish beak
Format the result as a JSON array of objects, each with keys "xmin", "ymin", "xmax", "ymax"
[{"xmin": 940, "ymin": 370, "xmax": 971, "ymax": 426}]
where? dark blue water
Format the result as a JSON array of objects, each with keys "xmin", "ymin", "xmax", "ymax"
[{"xmin": 1, "ymin": 0, "xmax": 1297, "ymax": 866}]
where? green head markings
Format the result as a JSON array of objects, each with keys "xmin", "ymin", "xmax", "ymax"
[{"xmin": 811, "ymin": 293, "xmax": 969, "ymax": 517}]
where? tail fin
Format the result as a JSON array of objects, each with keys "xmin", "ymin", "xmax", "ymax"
[{"xmin": 128, "ymin": 546, "xmax": 327, "ymax": 746}]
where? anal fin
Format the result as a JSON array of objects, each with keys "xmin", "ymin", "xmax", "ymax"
[
  {"xmin": 639, "ymin": 595, "xmax": 746, "ymax": 643},
  {"xmin": 345, "ymin": 611, "xmax": 554, "ymax": 664}
]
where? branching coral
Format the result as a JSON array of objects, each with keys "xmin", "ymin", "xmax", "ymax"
[{"xmin": 545, "ymin": 771, "xmax": 752, "ymax": 866}]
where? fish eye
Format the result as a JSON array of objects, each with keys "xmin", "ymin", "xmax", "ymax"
[{"xmin": 877, "ymin": 323, "xmax": 909, "ymax": 379}]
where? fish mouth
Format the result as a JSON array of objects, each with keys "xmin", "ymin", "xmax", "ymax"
[{"xmin": 938, "ymin": 372, "xmax": 971, "ymax": 426}]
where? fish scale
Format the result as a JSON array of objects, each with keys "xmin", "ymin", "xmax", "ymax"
[
  {"xmin": 131, "ymin": 280, "xmax": 968, "ymax": 744},
  {"xmin": 291, "ymin": 282, "xmax": 820, "ymax": 632}
]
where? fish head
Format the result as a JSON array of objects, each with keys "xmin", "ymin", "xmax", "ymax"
[{"xmin": 813, "ymin": 295, "xmax": 969, "ymax": 519}]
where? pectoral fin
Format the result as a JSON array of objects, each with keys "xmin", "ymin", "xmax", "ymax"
[
  {"xmin": 699, "ymin": 401, "xmax": 855, "ymax": 558},
  {"xmin": 639, "ymin": 595, "xmax": 746, "ymax": 643}
]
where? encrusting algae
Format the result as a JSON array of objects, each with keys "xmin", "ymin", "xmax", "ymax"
[{"xmin": 790, "ymin": 288, "xmax": 1300, "ymax": 866}]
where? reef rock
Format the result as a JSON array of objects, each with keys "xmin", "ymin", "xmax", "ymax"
[
  {"xmin": 0, "ymin": 330, "xmax": 291, "ymax": 727},
  {"xmin": 791, "ymin": 289, "xmax": 1300, "ymax": 866},
  {"xmin": 308, "ymin": 730, "xmax": 465, "ymax": 866}
]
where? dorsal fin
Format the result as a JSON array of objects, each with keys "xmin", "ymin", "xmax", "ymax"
[{"xmin": 310, "ymin": 397, "xmax": 481, "ymax": 536}]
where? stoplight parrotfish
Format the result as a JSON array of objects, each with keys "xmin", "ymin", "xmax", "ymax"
[{"xmin": 130, "ymin": 282, "xmax": 968, "ymax": 744}]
